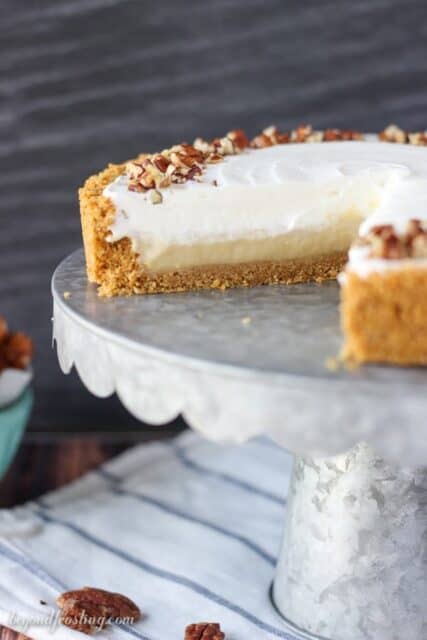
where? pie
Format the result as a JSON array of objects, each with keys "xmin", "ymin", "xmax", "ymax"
[{"xmin": 79, "ymin": 124, "xmax": 427, "ymax": 366}]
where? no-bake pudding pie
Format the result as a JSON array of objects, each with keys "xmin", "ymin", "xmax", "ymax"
[{"xmin": 79, "ymin": 124, "xmax": 427, "ymax": 366}]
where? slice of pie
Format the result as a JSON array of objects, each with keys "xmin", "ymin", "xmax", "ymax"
[
  {"xmin": 79, "ymin": 124, "xmax": 427, "ymax": 366},
  {"xmin": 341, "ymin": 220, "xmax": 427, "ymax": 366}
]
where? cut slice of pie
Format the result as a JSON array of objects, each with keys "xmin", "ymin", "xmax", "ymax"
[{"xmin": 341, "ymin": 220, "xmax": 427, "ymax": 366}]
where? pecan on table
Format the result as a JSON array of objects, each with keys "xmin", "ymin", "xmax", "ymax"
[
  {"xmin": 184, "ymin": 622, "xmax": 225, "ymax": 640},
  {"xmin": 57, "ymin": 587, "xmax": 141, "ymax": 635}
]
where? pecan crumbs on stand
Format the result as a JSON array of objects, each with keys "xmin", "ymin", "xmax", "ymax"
[
  {"xmin": 57, "ymin": 587, "xmax": 141, "ymax": 635},
  {"xmin": 185, "ymin": 622, "xmax": 225, "ymax": 640}
]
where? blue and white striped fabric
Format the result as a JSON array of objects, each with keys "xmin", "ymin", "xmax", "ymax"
[{"xmin": 0, "ymin": 432, "xmax": 302, "ymax": 639}]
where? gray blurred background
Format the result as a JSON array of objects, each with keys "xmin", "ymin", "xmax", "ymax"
[{"xmin": 2, "ymin": 0, "xmax": 427, "ymax": 432}]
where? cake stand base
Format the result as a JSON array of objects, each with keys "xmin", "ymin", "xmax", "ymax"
[
  {"xmin": 52, "ymin": 251, "xmax": 427, "ymax": 638},
  {"xmin": 273, "ymin": 443, "xmax": 427, "ymax": 640}
]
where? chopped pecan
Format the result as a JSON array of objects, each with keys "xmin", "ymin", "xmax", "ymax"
[
  {"xmin": 363, "ymin": 219, "xmax": 427, "ymax": 259},
  {"xmin": 227, "ymin": 129, "xmax": 250, "ymax": 150},
  {"xmin": 193, "ymin": 130, "xmax": 247, "ymax": 158},
  {"xmin": 369, "ymin": 224, "xmax": 396, "ymax": 240},
  {"xmin": 323, "ymin": 128, "xmax": 364, "ymax": 141},
  {"xmin": 292, "ymin": 124, "xmax": 314, "ymax": 142},
  {"xmin": 412, "ymin": 232, "xmax": 427, "ymax": 257},
  {"xmin": 149, "ymin": 189, "xmax": 163, "ymax": 205},
  {"xmin": 0, "ymin": 353, "xmax": 8, "ymax": 375},
  {"xmin": 405, "ymin": 219, "xmax": 425, "ymax": 240},
  {"xmin": 365, "ymin": 225, "xmax": 406, "ymax": 259},
  {"xmin": 153, "ymin": 154, "xmax": 170, "ymax": 173},
  {"xmin": 206, "ymin": 152, "xmax": 223, "ymax": 163},
  {"xmin": 185, "ymin": 622, "xmax": 225, "ymax": 640},
  {"xmin": 186, "ymin": 164, "xmax": 203, "ymax": 180},
  {"xmin": 3, "ymin": 332, "xmax": 33, "ymax": 370},
  {"xmin": 379, "ymin": 124, "xmax": 408, "ymax": 143},
  {"xmin": 127, "ymin": 142, "xmax": 206, "ymax": 193},
  {"xmin": 193, "ymin": 137, "xmax": 212, "ymax": 154},
  {"xmin": 250, "ymin": 132, "xmax": 273, "ymax": 148},
  {"xmin": 128, "ymin": 122, "xmax": 427, "ymax": 196},
  {"xmin": 212, "ymin": 136, "xmax": 234, "ymax": 155},
  {"xmin": 251, "ymin": 125, "xmax": 290, "ymax": 148},
  {"xmin": 304, "ymin": 130, "xmax": 324, "ymax": 143},
  {"xmin": 0, "ymin": 316, "xmax": 8, "ymax": 342},
  {"xmin": 408, "ymin": 131, "xmax": 427, "ymax": 146},
  {"xmin": 57, "ymin": 587, "xmax": 141, "ymax": 636}
]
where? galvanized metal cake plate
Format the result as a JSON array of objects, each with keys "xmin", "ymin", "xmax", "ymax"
[{"xmin": 52, "ymin": 250, "xmax": 427, "ymax": 466}]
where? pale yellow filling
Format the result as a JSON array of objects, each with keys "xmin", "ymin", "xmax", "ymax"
[{"xmin": 138, "ymin": 210, "xmax": 364, "ymax": 272}]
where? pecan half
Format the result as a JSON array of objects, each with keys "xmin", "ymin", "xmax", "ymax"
[
  {"xmin": 59, "ymin": 600, "xmax": 109, "ymax": 634},
  {"xmin": 57, "ymin": 587, "xmax": 141, "ymax": 635},
  {"xmin": 185, "ymin": 622, "xmax": 225, "ymax": 640}
]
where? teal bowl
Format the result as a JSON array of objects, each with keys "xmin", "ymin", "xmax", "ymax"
[{"xmin": 0, "ymin": 387, "xmax": 33, "ymax": 480}]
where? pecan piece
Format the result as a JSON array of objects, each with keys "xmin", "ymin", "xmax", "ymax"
[
  {"xmin": 226, "ymin": 129, "xmax": 250, "ymax": 150},
  {"xmin": 60, "ymin": 599, "xmax": 109, "ymax": 634},
  {"xmin": 379, "ymin": 124, "xmax": 408, "ymax": 143},
  {"xmin": 363, "ymin": 219, "xmax": 427, "ymax": 259},
  {"xmin": 366, "ymin": 225, "xmax": 406, "ymax": 259},
  {"xmin": 185, "ymin": 622, "xmax": 225, "ymax": 640},
  {"xmin": 0, "ymin": 316, "xmax": 8, "ymax": 342},
  {"xmin": 153, "ymin": 154, "xmax": 170, "ymax": 173},
  {"xmin": 3, "ymin": 332, "xmax": 33, "ymax": 370},
  {"xmin": 250, "ymin": 132, "xmax": 273, "ymax": 148},
  {"xmin": 251, "ymin": 125, "xmax": 290, "ymax": 148},
  {"xmin": 57, "ymin": 587, "xmax": 141, "ymax": 635},
  {"xmin": 149, "ymin": 189, "xmax": 163, "ymax": 204},
  {"xmin": 323, "ymin": 128, "xmax": 363, "ymax": 141},
  {"xmin": 412, "ymin": 232, "xmax": 427, "ymax": 257},
  {"xmin": 292, "ymin": 123, "xmax": 314, "ymax": 142},
  {"xmin": 408, "ymin": 131, "xmax": 427, "ymax": 146}
]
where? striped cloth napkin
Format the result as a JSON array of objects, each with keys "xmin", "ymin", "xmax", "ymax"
[{"xmin": 0, "ymin": 431, "xmax": 302, "ymax": 640}]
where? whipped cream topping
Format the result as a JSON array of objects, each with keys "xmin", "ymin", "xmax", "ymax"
[{"xmin": 104, "ymin": 140, "xmax": 427, "ymax": 273}]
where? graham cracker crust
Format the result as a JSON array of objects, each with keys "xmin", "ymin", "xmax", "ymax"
[
  {"xmin": 79, "ymin": 162, "xmax": 346, "ymax": 297},
  {"xmin": 341, "ymin": 269, "xmax": 427, "ymax": 366}
]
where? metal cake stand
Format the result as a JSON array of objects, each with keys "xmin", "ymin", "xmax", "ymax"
[{"xmin": 53, "ymin": 250, "xmax": 427, "ymax": 640}]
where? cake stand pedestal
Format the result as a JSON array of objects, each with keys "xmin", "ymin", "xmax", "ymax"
[{"xmin": 52, "ymin": 250, "xmax": 427, "ymax": 640}]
